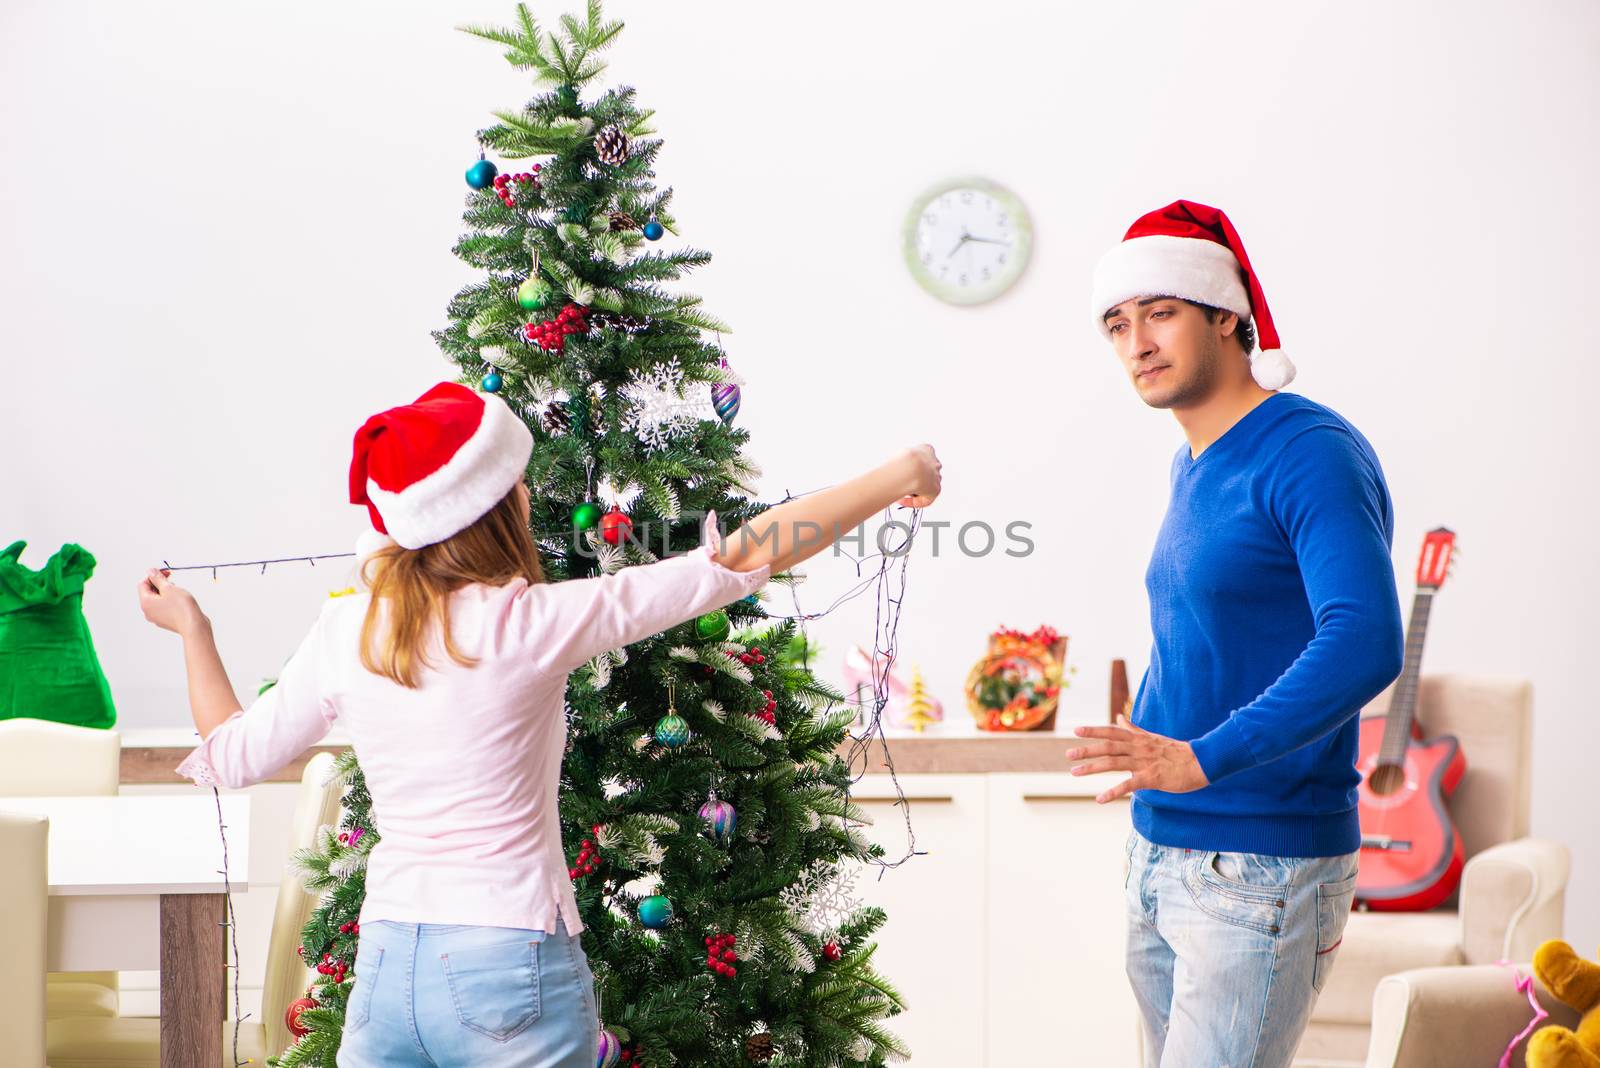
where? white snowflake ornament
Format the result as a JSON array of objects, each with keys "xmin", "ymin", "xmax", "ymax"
[{"xmin": 619, "ymin": 359, "xmax": 717, "ymax": 451}]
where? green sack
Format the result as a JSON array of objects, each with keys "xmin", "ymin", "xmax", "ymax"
[{"xmin": 0, "ymin": 541, "xmax": 117, "ymax": 729}]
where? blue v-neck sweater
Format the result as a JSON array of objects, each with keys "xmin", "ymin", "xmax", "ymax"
[{"xmin": 1131, "ymin": 392, "xmax": 1404, "ymax": 857}]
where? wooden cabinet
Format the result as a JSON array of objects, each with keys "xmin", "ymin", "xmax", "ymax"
[{"xmin": 853, "ymin": 769, "xmax": 1138, "ymax": 1066}]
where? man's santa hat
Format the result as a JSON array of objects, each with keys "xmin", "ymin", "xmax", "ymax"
[
  {"xmin": 349, "ymin": 381, "xmax": 532, "ymax": 553},
  {"xmin": 1090, "ymin": 200, "xmax": 1295, "ymax": 390}
]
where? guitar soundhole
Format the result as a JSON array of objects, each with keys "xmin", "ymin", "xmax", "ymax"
[{"xmin": 1368, "ymin": 763, "xmax": 1406, "ymax": 796}]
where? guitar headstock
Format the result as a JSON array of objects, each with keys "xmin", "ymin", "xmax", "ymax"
[{"xmin": 1415, "ymin": 527, "xmax": 1457, "ymax": 591}]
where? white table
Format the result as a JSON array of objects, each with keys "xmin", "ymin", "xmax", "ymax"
[{"xmin": 0, "ymin": 794, "xmax": 250, "ymax": 1068}]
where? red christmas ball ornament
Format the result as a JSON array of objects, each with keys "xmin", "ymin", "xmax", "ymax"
[
  {"xmin": 823, "ymin": 942, "xmax": 842, "ymax": 962},
  {"xmin": 600, "ymin": 508, "xmax": 633, "ymax": 545},
  {"xmin": 285, "ymin": 995, "xmax": 317, "ymax": 1038}
]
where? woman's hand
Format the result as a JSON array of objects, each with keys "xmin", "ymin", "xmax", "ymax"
[
  {"xmin": 897, "ymin": 444, "xmax": 943, "ymax": 509},
  {"xmin": 138, "ymin": 569, "xmax": 208, "ymax": 637}
]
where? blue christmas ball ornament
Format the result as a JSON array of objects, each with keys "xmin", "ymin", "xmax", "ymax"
[
  {"xmin": 638, "ymin": 894, "xmax": 673, "ymax": 929},
  {"xmin": 481, "ymin": 372, "xmax": 503, "ymax": 393},
  {"xmin": 642, "ymin": 217, "xmax": 665, "ymax": 241},
  {"xmin": 466, "ymin": 158, "xmax": 499, "ymax": 189},
  {"xmin": 654, "ymin": 713, "xmax": 691, "ymax": 748}
]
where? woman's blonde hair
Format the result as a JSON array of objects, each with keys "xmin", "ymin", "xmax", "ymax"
[{"xmin": 358, "ymin": 484, "xmax": 545, "ymax": 688}]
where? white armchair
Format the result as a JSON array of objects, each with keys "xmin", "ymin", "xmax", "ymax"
[
  {"xmin": 1364, "ymin": 965, "xmax": 1580, "ymax": 1068},
  {"xmin": 1296, "ymin": 675, "xmax": 1570, "ymax": 1067},
  {"xmin": 0, "ymin": 810, "xmax": 49, "ymax": 1067},
  {"xmin": 0, "ymin": 717, "xmax": 123, "ymax": 1020}
]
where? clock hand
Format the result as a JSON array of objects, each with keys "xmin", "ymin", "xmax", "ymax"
[
  {"xmin": 946, "ymin": 232, "xmax": 972, "ymax": 258},
  {"xmin": 965, "ymin": 235, "xmax": 1011, "ymax": 247}
]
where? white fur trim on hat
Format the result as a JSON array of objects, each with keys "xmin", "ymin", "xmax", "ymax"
[
  {"xmin": 1250, "ymin": 348, "xmax": 1296, "ymax": 390},
  {"xmin": 364, "ymin": 393, "xmax": 533, "ymax": 549},
  {"xmin": 355, "ymin": 527, "xmax": 397, "ymax": 562},
  {"xmin": 1091, "ymin": 234, "xmax": 1252, "ymax": 336}
]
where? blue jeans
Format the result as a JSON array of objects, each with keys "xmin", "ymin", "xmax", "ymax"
[
  {"xmin": 1124, "ymin": 830, "xmax": 1358, "ymax": 1068},
  {"xmin": 337, "ymin": 917, "xmax": 598, "ymax": 1068}
]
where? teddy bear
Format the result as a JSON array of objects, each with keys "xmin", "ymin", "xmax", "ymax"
[{"xmin": 1528, "ymin": 940, "xmax": 1600, "ymax": 1068}]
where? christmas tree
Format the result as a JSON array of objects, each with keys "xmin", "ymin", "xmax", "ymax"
[
  {"xmin": 901, "ymin": 667, "xmax": 938, "ymax": 734},
  {"xmin": 271, "ymin": 5, "xmax": 907, "ymax": 1065}
]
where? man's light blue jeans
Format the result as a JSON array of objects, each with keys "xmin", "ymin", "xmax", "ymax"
[
  {"xmin": 1125, "ymin": 829, "xmax": 1359, "ymax": 1068},
  {"xmin": 337, "ymin": 916, "xmax": 597, "ymax": 1068}
]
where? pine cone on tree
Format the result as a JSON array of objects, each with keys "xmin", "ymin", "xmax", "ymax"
[
  {"xmin": 590, "ymin": 310, "xmax": 650, "ymax": 334},
  {"xmin": 745, "ymin": 1033, "xmax": 775, "ymax": 1063},
  {"xmin": 608, "ymin": 210, "xmax": 639, "ymax": 231},
  {"xmin": 541, "ymin": 401, "xmax": 571, "ymax": 434},
  {"xmin": 594, "ymin": 124, "xmax": 631, "ymax": 165}
]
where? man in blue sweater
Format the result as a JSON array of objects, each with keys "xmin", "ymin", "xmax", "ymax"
[{"xmin": 1065, "ymin": 200, "xmax": 1405, "ymax": 1067}]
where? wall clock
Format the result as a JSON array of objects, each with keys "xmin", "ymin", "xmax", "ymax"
[{"xmin": 903, "ymin": 177, "xmax": 1032, "ymax": 305}]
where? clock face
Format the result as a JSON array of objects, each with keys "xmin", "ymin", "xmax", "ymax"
[{"xmin": 903, "ymin": 178, "xmax": 1032, "ymax": 305}]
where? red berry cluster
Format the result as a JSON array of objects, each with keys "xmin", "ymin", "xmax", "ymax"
[
  {"xmin": 704, "ymin": 932, "xmax": 738, "ymax": 977},
  {"xmin": 492, "ymin": 164, "xmax": 542, "ymax": 207},
  {"xmin": 339, "ymin": 921, "xmax": 361, "ymax": 937},
  {"xmin": 755, "ymin": 689, "xmax": 776, "ymax": 725},
  {"xmin": 569, "ymin": 823, "xmax": 603, "ymax": 878},
  {"xmin": 315, "ymin": 951, "xmax": 348, "ymax": 983},
  {"xmin": 822, "ymin": 941, "xmax": 842, "ymax": 962},
  {"xmin": 619, "ymin": 1045, "xmax": 644, "ymax": 1064},
  {"xmin": 736, "ymin": 645, "xmax": 767, "ymax": 668},
  {"xmin": 524, "ymin": 303, "xmax": 589, "ymax": 351}
]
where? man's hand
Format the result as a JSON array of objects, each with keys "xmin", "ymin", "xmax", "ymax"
[{"xmin": 1065, "ymin": 721, "xmax": 1210, "ymax": 804}]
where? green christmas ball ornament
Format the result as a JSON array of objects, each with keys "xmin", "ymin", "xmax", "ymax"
[
  {"xmin": 654, "ymin": 713, "xmax": 691, "ymax": 748},
  {"xmin": 694, "ymin": 609, "xmax": 731, "ymax": 643},
  {"xmin": 572, "ymin": 501, "xmax": 603, "ymax": 531},
  {"xmin": 466, "ymin": 157, "xmax": 498, "ymax": 190},
  {"xmin": 516, "ymin": 276, "xmax": 553, "ymax": 312},
  {"xmin": 638, "ymin": 894, "xmax": 673, "ymax": 929}
]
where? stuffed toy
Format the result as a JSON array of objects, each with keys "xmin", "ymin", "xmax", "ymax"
[
  {"xmin": 1528, "ymin": 940, "xmax": 1600, "ymax": 1068},
  {"xmin": 0, "ymin": 541, "xmax": 117, "ymax": 728}
]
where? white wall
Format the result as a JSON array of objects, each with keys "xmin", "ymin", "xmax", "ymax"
[{"xmin": 4, "ymin": 1, "xmax": 1596, "ymax": 951}]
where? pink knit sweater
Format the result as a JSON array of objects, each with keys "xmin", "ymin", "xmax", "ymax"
[{"xmin": 176, "ymin": 511, "xmax": 769, "ymax": 933}]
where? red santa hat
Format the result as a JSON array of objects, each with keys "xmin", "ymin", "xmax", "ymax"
[
  {"xmin": 348, "ymin": 381, "xmax": 532, "ymax": 552},
  {"xmin": 1090, "ymin": 200, "xmax": 1294, "ymax": 390}
]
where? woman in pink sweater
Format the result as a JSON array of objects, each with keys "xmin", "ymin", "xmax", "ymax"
[{"xmin": 136, "ymin": 382, "xmax": 942, "ymax": 1067}]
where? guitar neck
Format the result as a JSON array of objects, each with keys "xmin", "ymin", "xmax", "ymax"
[{"xmin": 1378, "ymin": 588, "xmax": 1435, "ymax": 764}]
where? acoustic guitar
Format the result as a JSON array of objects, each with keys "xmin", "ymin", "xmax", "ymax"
[{"xmin": 1354, "ymin": 527, "xmax": 1465, "ymax": 911}]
